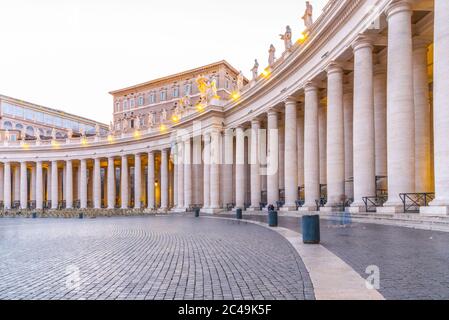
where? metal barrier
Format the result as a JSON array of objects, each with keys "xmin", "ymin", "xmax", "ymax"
[
  {"xmin": 296, "ymin": 200, "xmax": 304, "ymax": 210},
  {"xmin": 362, "ymin": 196, "xmax": 388, "ymax": 213},
  {"xmin": 276, "ymin": 201, "xmax": 285, "ymax": 210},
  {"xmin": 399, "ymin": 193, "xmax": 435, "ymax": 213},
  {"xmin": 226, "ymin": 203, "xmax": 235, "ymax": 211},
  {"xmin": 315, "ymin": 198, "xmax": 327, "ymax": 211}
]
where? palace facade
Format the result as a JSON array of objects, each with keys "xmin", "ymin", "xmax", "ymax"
[{"xmin": 0, "ymin": 0, "xmax": 448, "ymax": 217}]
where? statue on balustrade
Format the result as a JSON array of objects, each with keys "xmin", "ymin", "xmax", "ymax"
[
  {"xmin": 280, "ymin": 25, "xmax": 293, "ymax": 51},
  {"xmin": 161, "ymin": 108, "xmax": 168, "ymax": 123},
  {"xmin": 251, "ymin": 59, "xmax": 259, "ymax": 81},
  {"xmin": 196, "ymin": 74, "xmax": 219, "ymax": 105},
  {"xmin": 147, "ymin": 112, "xmax": 154, "ymax": 128},
  {"xmin": 268, "ymin": 44, "xmax": 276, "ymax": 66},
  {"xmin": 95, "ymin": 124, "xmax": 100, "ymax": 136},
  {"xmin": 51, "ymin": 128, "xmax": 57, "ymax": 140},
  {"xmin": 179, "ymin": 95, "xmax": 191, "ymax": 111},
  {"xmin": 34, "ymin": 128, "xmax": 41, "ymax": 141},
  {"xmin": 302, "ymin": 1, "xmax": 313, "ymax": 29},
  {"xmin": 237, "ymin": 71, "xmax": 244, "ymax": 93},
  {"xmin": 67, "ymin": 128, "xmax": 73, "ymax": 139},
  {"xmin": 135, "ymin": 115, "xmax": 141, "ymax": 129}
]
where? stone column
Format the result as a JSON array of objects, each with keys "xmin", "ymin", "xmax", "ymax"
[
  {"xmin": 382, "ymin": 1, "xmax": 415, "ymax": 211},
  {"xmin": 424, "ymin": 0, "xmax": 449, "ymax": 214},
  {"xmin": 161, "ymin": 149, "xmax": 169, "ymax": 210},
  {"xmin": 148, "ymin": 152, "xmax": 155, "ymax": 209},
  {"xmin": 36, "ymin": 161, "xmax": 43, "ymax": 210},
  {"xmin": 282, "ymin": 98, "xmax": 298, "ymax": 211},
  {"xmin": 192, "ymin": 134, "xmax": 203, "ymax": 206},
  {"xmin": 121, "ymin": 156, "xmax": 129, "ymax": 209},
  {"xmin": 301, "ymin": 83, "xmax": 320, "ymax": 210},
  {"xmin": 297, "ymin": 108, "xmax": 305, "ymax": 192},
  {"xmin": 134, "ymin": 154, "xmax": 142, "ymax": 209},
  {"xmin": 267, "ymin": 110, "xmax": 279, "ymax": 206},
  {"xmin": 80, "ymin": 159, "xmax": 87, "ymax": 209},
  {"xmin": 223, "ymin": 129, "xmax": 234, "ymax": 208},
  {"xmin": 51, "ymin": 161, "xmax": 58, "ymax": 209},
  {"xmin": 319, "ymin": 105, "xmax": 327, "ymax": 188},
  {"xmin": 20, "ymin": 162, "xmax": 27, "ymax": 210},
  {"xmin": 172, "ymin": 146, "xmax": 178, "ymax": 209},
  {"xmin": 177, "ymin": 142, "xmax": 185, "ymax": 209},
  {"xmin": 0, "ymin": 164, "xmax": 3, "ymax": 204},
  {"xmin": 350, "ymin": 36, "xmax": 376, "ymax": 212},
  {"xmin": 374, "ymin": 66, "xmax": 388, "ymax": 191},
  {"xmin": 107, "ymin": 157, "xmax": 115, "ymax": 209},
  {"xmin": 344, "ymin": 90, "xmax": 354, "ymax": 200},
  {"xmin": 325, "ymin": 63, "xmax": 345, "ymax": 209},
  {"xmin": 93, "ymin": 158, "xmax": 101, "ymax": 209},
  {"xmin": 413, "ymin": 39, "xmax": 433, "ymax": 193},
  {"xmin": 66, "ymin": 160, "xmax": 73, "ymax": 209},
  {"xmin": 3, "ymin": 162, "xmax": 11, "ymax": 209},
  {"xmin": 30, "ymin": 166, "xmax": 36, "ymax": 202},
  {"xmin": 184, "ymin": 138, "xmax": 192, "ymax": 209},
  {"xmin": 250, "ymin": 119, "xmax": 261, "ymax": 210},
  {"xmin": 235, "ymin": 127, "xmax": 245, "ymax": 209},
  {"xmin": 203, "ymin": 133, "xmax": 211, "ymax": 209},
  {"xmin": 210, "ymin": 129, "xmax": 221, "ymax": 210},
  {"xmin": 13, "ymin": 166, "xmax": 19, "ymax": 204}
]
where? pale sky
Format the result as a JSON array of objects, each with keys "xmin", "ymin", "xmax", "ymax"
[{"xmin": 0, "ymin": 0, "xmax": 327, "ymax": 124}]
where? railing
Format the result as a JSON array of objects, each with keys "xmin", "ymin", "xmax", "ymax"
[
  {"xmin": 399, "ymin": 193, "xmax": 435, "ymax": 213},
  {"xmin": 226, "ymin": 203, "xmax": 235, "ymax": 211},
  {"xmin": 259, "ymin": 202, "xmax": 267, "ymax": 211},
  {"xmin": 362, "ymin": 196, "xmax": 388, "ymax": 213},
  {"xmin": 28, "ymin": 201, "xmax": 36, "ymax": 210},
  {"xmin": 276, "ymin": 201, "xmax": 285, "ymax": 210},
  {"xmin": 296, "ymin": 200, "xmax": 304, "ymax": 210},
  {"xmin": 315, "ymin": 198, "xmax": 327, "ymax": 211},
  {"xmin": 12, "ymin": 201, "xmax": 20, "ymax": 209}
]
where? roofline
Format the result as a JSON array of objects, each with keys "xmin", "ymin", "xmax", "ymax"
[
  {"xmin": 0, "ymin": 94, "xmax": 108, "ymax": 127},
  {"xmin": 109, "ymin": 60, "xmax": 248, "ymax": 95}
]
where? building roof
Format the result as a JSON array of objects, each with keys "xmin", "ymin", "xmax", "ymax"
[{"xmin": 109, "ymin": 60, "xmax": 247, "ymax": 95}]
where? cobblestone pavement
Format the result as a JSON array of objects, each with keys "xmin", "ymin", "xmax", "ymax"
[
  {"xmin": 225, "ymin": 213, "xmax": 449, "ymax": 300},
  {"xmin": 0, "ymin": 216, "xmax": 314, "ymax": 300}
]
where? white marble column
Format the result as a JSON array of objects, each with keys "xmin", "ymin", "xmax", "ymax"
[
  {"xmin": 51, "ymin": 161, "xmax": 58, "ymax": 209},
  {"xmin": 177, "ymin": 142, "xmax": 185, "ymax": 209},
  {"xmin": 148, "ymin": 152, "xmax": 155, "ymax": 209},
  {"xmin": 319, "ymin": 105, "xmax": 327, "ymax": 188},
  {"xmin": 413, "ymin": 39, "xmax": 433, "ymax": 193},
  {"xmin": 223, "ymin": 129, "xmax": 234, "ymax": 208},
  {"xmin": 93, "ymin": 158, "xmax": 101, "ymax": 209},
  {"xmin": 20, "ymin": 162, "xmax": 27, "ymax": 210},
  {"xmin": 80, "ymin": 159, "xmax": 87, "ymax": 209},
  {"xmin": 374, "ymin": 66, "xmax": 388, "ymax": 191},
  {"xmin": 383, "ymin": 1, "xmax": 415, "ymax": 211},
  {"xmin": 36, "ymin": 161, "xmax": 43, "ymax": 210},
  {"xmin": 30, "ymin": 166, "xmax": 36, "ymax": 202},
  {"xmin": 0, "ymin": 165, "xmax": 3, "ymax": 204},
  {"xmin": 13, "ymin": 166, "xmax": 20, "ymax": 204},
  {"xmin": 424, "ymin": 0, "xmax": 449, "ymax": 214},
  {"xmin": 203, "ymin": 133, "xmax": 211, "ymax": 209},
  {"xmin": 192, "ymin": 134, "xmax": 203, "ymax": 206},
  {"xmin": 250, "ymin": 119, "xmax": 261, "ymax": 210},
  {"xmin": 3, "ymin": 162, "xmax": 11, "ymax": 210},
  {"xmin": 172, "ymin": 147, "xmax": 178, "ymax": 209},
  {"xmin": 210, "ymin": 130, "xmax": 221, "ymax": 210},
  {"xmin": 343, "ymin": 90, "xmax": 354, "ymax": 200},
  {"xmin": 267, "ymin": 110, "xmax": 279, "ymax": 207},
  {"xmin": 297, "ymin": 108, "xmax": 305, "ymax": 192},
  {"xmin": 235, "ymin": 127, "xmax": 245, "ymax": 209},
  {"xmin": 161, "ymin": 149, "xmax": 169, "ymax": 210},
  {"xmin": 121, "ymin": 156, "xmax": 129, "ymax": 209},
  {"xmin": 325, "ymin": 63, "xmax": 345, "ymax": 209},
  {"xmin": 184, "ymin": 138, "xmax": 192, "ymax": 209},
  {"xmin": 107, "ymin": 157, "xmax": 115, "ymax": 209},
  {"xmin": 301, "ymin": 83, "xmax": 320, "ymax": 210},
  {"xmin": 350, "ymin": 36, "xmax": 376, "ymax": 212},
  {"xmin": 134, "ymin": 154, "xmax": 142, "ymax": 209},
  {"xmin": 66, "ymin": 160, "xmax": 73, "ymax": 209},
  {"xmin": 282, "ymin": 98, "xmax": 298, "ymax": 211}
]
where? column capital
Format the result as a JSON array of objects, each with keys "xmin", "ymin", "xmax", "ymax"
[
  {"xmin": 267, "ymin": 108, "xmax": 279, "ymax": 117},
  {"xmin": 304, "ymin": 81, "xmax": 319, "ymax": 93},
  {"xmin": 385, "ymin": 0, "xmax": 412, "ymax": 21},
  {"xmin": 251, "ymin": 118, "xmax": 261, "ymax": 126},
  {"xmin": 326, "ymin": 62, "xmax": 343, "ymax": 75},
  {"xmin": 284, "ymin": 96, "xmax": 299, "ymax": 105},
  {"xmin": 352, "ymin": 35, "xmax": 373, "ymax": 52}
]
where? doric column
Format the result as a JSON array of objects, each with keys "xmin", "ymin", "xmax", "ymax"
[
  {"xmin": 235, "ymin": 127, "xmax": 245, "ymax": 209},
  {"xmin": 134, "ymin": 154, "xmax": 142, "ymax": 209},
  {"xmin": 20, "ymin": 161, "xmax": 28, "ymax": 210},
  {"xmin": 161, "ymin": 149, "xmax": 169, "ymax": 210},
  {"xmin": 172, "ymin": 146, "xmax": 178, "ymax": 208},
  {"xmin": 297, "ymin": 108, "xmax": 305, "ymax": 191},
  {"xmin": 319, "ymin": 105, "xmax": 327, "ymax": 188},
  {"xmin": 210, "ymin": 129, "xmax": 221, "ymax": 209},
  {"xmin": 0, "ymin": 164, "xmax": 3, "ymax": 204},
  {"xmin": 30, "ymin": 166, "xmax": 36, "ymax": 202},
  {"xmin": 80, "ymin": 159, "xmax": 87, "ymax": 209},
  {"xmin": 36, "ymin": 162, "xmax": 43, "ymax": 210},
  {"xmin": 301, "ymin": 83, "xmax": 320, "ymax": 210},
  {"xmin": 413, "ymin": 39, "xmax": 433, "ymax": 193},
  {"xmin": 51, "ymin": 161, "xmax": 58, "ymax": 209},
  {"xmin": 267, "ymin": 110, "xmax": 279, "ymax": 206},
  {"xmin": 192, "ymin": 134, "xmax": 203, "ymax": 206},
  {"xmin": 223, "ymin": 129, "xmax": 234, "ymax": 208},
  {"xmin": 425, "ymin": 0, "xmax": 449, "ymax": 213},
  {"xmin": 344, "ymin": 89, "xmax": 354, "ymax": 200},
  {"xmin": 3, "ymin": 162, "xmax": 11, "ymax": 209},
  {"xmin": 374, "ymin": 65, "xmax": 388, "ymax": 191},
  {"xmin": 13, "ymin": 166, "xmax": 19, "ymax": 203},
  {"xmin": 351, "ymin": 36, "xmax": 376, "ymax": 211},
  {"xmin": 250, "ymin": 119, "xmax": 261, "ymax": 210},
  {"xmin": 46, "ymin": 166, "xmax": 51, "ymax": 203},
  {"xmin": 383, "ymin": 1, "xmax": 415, "ymax": 210},
  {"xmin": 107, "ymin": 157, "xmax": 115, "ymax": 209},
  {"xmin": 121, "ymin": 156, "xmax": 129, "ymax": 209},
  {"xmin": 66, "ymin": 160, "xmax": 73, "ymax": 209},
  {"xmin": 177, "ymin": 142, "xmax": 185, "ymax": 209},
  {"xmin": 184, "ymin": 138, "xmax": 192, "ymax": 209},
  {"xmin": 325, "ymin": 63, "xmax": 345, "ymax": 208},
  {"xmin": 203, "ymin": 133, "xmax": 211, "ymax": 209},
  {"xmin": 93, "ymin": 158, "xmax": 101, "ymax": 209},
  {"xmin": 282, "ymin": 98, "xmax": 298, "ymax": 210},
  {"xmin": 278, "ymin": 120, "xmax": 285, "ymax": 191},
  {"xmin": 147, "ymin": 152, "xmax": 155, "ymax": 209}
]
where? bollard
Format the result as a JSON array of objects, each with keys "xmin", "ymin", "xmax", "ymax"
[
  {"xmin": 195, "ymin": 208, "xmax": 200, "ymax": 218},
  {"xmin": 236, "ymin": 208, "xmax": 243, "ymax": 220},
  {"xmin": 32, "ymin": 212, "xmax": 37, "ymax": 219},
  {"xmin": 79, "ymin": 212, "xmax": 84, "ymax": 219},
  {"xmin": 302, "ymin": 215, "xmax": 320, "ymax": 244},
  {"xmin": 268, "ymin": 210, "xmax": 278, "ymax": 227}
]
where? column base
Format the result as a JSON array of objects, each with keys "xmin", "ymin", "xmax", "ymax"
[
  {"xmin": 280, "ymin": 205, "xmax": 298, "ymax": 212},
  {"xmin": 298, "ymin": 206, "xmax": 318, "ymax": 212},
  {"xmin": 172, "ymin": 207, "xmax": 188, "ymax": 213},
  {"xmin": 320, "ymin": 206, "xmax": 340, "ymax": 213},
  {"xmin": 376, "ymin": 205, "xmax": 404, "ymax": 214},
  {"xmin": 246, "ymin": 207, "xmax": 262, "ymax": 212},
  {"xmin": 347, "ymin": 205, "xmax": 366, "ymax": 214},
  {"xmin": 420, "ymin": 206, "xmax": 449, "ymax": 216},
  {"xmin": 201, "ymin": 208, "xmax": 224, "ymax": 214}
]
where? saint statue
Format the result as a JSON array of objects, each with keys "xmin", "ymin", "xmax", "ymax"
[
  {"xmin": 161, "ymin": 108, "xmax": 168, "ymax": 122},
  {"xmin": 280, "ymin": 25, "xmax": 293, "ymax": 51},
  {"xmin": 67, "ymin": 128, "xmax": 73, "ymax": 139},
  {"xmin": 51, "ymin": 128, "xmax": 57, "ymax": 140},
  {"xmin": 135, "ymin": 115, "xmax": 141, "ymax": 129},
  {"xmin": 179, "ymin": 95, "xmax": 191, "ymax": 110},
  {"xmin": 209, "ymin": 78, "xmax": 219, "ymax": 100},
  {"xmin": 34, "ymin": 128, "xmax": 41, "ymax": 141},
  {"xmin": 268, "ymin": 44, "xmax": 276, "ymax": 66},
  {"xmin": 251, "ymin": 59, "xmax": 259, "ymax": 81},
  {"xmin": 5, "ymin": 130, "xmax": 10, "ymax": 141},
  {"xmin": 21, "ymin": 127, "xmax": 27, "ymax": 140},
  {"xmin": 196, "ymin": 74, "xmax": 209, "ymax": 102},
  {"xmin": 148, "ymin": 112, "xmax": 154, "ymax": 127},
  {"xmin": 95, "ymin": 123, "xmax": 100, "ymax": 136},
  {"xmin": 302, "ymin": 1, "xmax": 313, "ymax": 29},
  {"xmin": 80, "ymin": 127, "xmax": 85, "ymax": 137},
  {"xmin": 109, "ymin": 121, "xmax": 113, "ymax": 133},
  {"xmin": 237, "ymin": 71, "xmax": 244, "ymax": 93}
]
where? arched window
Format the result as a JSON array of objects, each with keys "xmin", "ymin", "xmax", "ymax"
[
  {"xmin": 3, "ymin": 121, "xmax": 13, "ymax": 130},
  {"xmin": 26, "ymin": 126, "xmax": 34, "ymax": 136},
  {"xmin": 15, "ymin": 123, "xmax": 23, "ymax": 131},
  {"xmin": 56, "ymin": 132, "xmax": 65, "ymax": 139},
  {"xmin": 138, "ymin": 96, "xmax": 144, "ymax": 106}
]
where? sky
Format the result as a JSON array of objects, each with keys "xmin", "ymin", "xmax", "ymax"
[{"xmin": 0, "ymin": 0, "xmax": 327, "ymax": 124}]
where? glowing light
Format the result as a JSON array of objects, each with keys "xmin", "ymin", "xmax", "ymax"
[
  {"xmin": 21, "ymin": 143, "xmax": 29, "ymax": 150},
  {"xmin": 160, "ymin": 124, "xmax": 167, "ymax": 132},
  {"xmin": 80, "ymin": 137, "xmax": 88, "ymax": 146},
  {"xmin": 297, "ymin": 32, "xmax": 307, "ymax": 43},
  {"xmin": 196, "ymin": 104, "xmax": 205, "ymax": 112},
  {"xmin": 133, "ymin": 130, "xmax": 140, "ymax": 138},
  {"xmin": 171, "ymin": 115, "xmax": 179, "ymax": 123},
  {"xmin": 262, "ymin": 68, "xmax": 271, "ymax": 78},
  {"xmin": 231, "ymin": 91, "xmax": 240, "ymax": 101},
  {"xmin": 51, "ymin": 140, "xmax": 59, "ymax": 148},
  {"xmin": 107, "ymin": 135, "xmax": 114, "ymax": 143}
]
